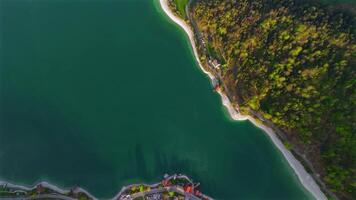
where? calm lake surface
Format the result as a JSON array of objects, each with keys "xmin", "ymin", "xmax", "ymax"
[{"xmin": 0, "ymin": 0, "xmax": 313, "ymax": 199}]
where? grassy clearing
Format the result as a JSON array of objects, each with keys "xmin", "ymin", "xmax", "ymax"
[{"xmin": 174, "ymin": 0, "xmax": 189, "ymax": 18}]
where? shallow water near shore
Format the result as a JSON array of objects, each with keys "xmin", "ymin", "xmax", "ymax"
[{"xmin": 1, "ymin": 0, "xmax": 313, "ymax": 199}]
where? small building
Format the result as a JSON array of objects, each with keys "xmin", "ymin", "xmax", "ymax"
[
  {"xmin": 184, "ymin": 185, "xmax": 193, "ymax": 193},
  {"xmin": 36, "ymin": 184, "xmax": 44, "ymax": 194},
  {"xmin": 212, "ymin": 59, "xmax": 221, "ymax": 69},
  {"xmin": 162, "ymin": 179, "xmax": 170, "ymax": 187}
]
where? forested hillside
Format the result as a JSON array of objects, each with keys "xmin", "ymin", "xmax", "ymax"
[{"xmin": 189, "ymin": 0, "xmax": 355, "ymax": 199}]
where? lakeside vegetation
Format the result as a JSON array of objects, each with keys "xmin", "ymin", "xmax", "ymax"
[
  {"xmin": 170, "ymin": 0, "xmax": 189, "ymax": 19},
  {"xmin": 190, "ymin": 0, "xmax": 355, "ymax": 199},
  {"xmin": 171, "ymin": 0, "xmax": 355, "ymax": 199},
  {"xmin": 0, "ymin": 174, "xmax": 210, "ymax": 200},
  {"xmin": 0, "ymin": 183, "xmax": 92, "ymax": 200}
]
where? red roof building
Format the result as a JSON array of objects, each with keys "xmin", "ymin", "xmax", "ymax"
[
  {"xmin": 184, "ymin": 185, "xmax": 193, "ymax": 193},
  {"xmin": 162, "ymin": 180, "xmax": 171, "ymax": 187}
]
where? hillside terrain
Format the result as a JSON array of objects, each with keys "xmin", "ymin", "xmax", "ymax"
[{"xmin": 170, "ymin": 0, "xmax": 356, "ymax": 199}]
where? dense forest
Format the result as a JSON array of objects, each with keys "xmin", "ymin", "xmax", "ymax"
[{"xmin": 171, "ymin": 0, "xmax": 356, "ymax": 199}]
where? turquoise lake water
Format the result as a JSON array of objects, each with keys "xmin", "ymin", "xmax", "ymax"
[{"xmin": 0, "ymin": 0, "xmax": 313, "ymax": 199}]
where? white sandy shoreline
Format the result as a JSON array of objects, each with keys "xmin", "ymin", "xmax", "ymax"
[{"xmin": 159, "ymin": 0, "xmax": 327, "ymax": 199}]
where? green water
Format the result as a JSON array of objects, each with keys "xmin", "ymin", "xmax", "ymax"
[{"xmin": 0, "ymin": 0, "xmax": 312, "ymax": 199}]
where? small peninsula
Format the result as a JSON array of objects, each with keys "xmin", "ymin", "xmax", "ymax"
[{"xmin": 164, "ymin": 0, "xmax": 355, "ymax": 199}]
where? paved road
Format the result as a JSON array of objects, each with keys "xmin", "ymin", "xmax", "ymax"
[
  {"xmin": 121, "ymin": 186, "xmax": 200, "ymax": 200},
  {"xmin": 129, "ymin": 188, "xmax": 166, "ymax": 198},
  {"xmin": 186, "ymin": 0, "xmax": 235, "ymax": 100}
]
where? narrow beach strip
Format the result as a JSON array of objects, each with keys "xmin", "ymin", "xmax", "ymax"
[{"xmin": 159, "ymin": 0, "xmax": 327, "ymax": 199}]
